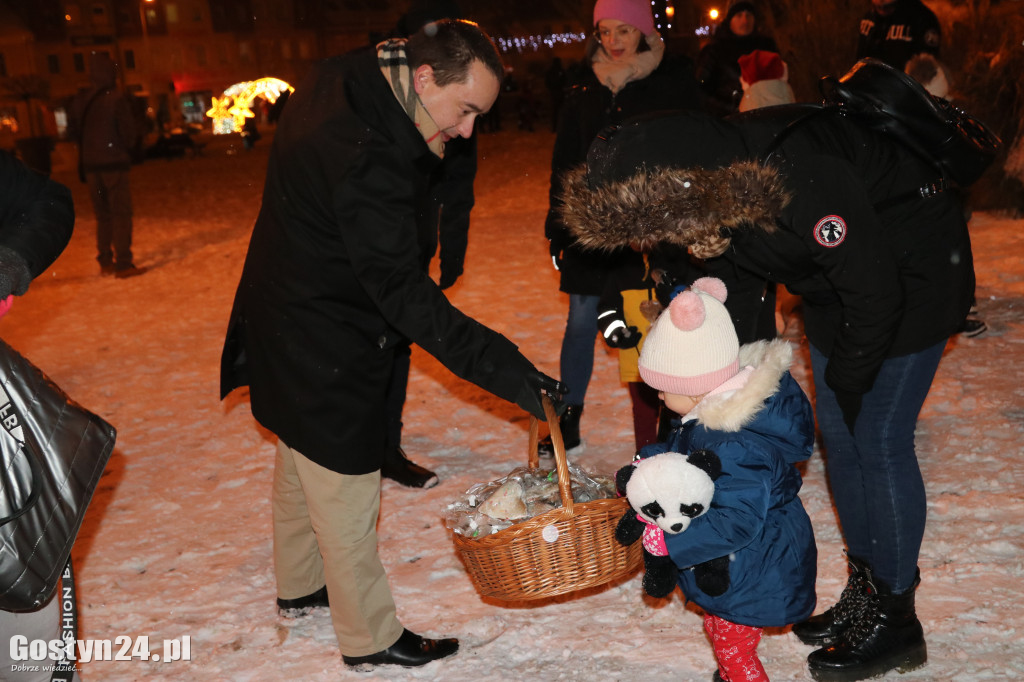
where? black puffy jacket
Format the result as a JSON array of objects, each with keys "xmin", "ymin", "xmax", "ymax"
[{"xmin": 561, "ymin": 106, "xmax": 973, "ymax": 398}]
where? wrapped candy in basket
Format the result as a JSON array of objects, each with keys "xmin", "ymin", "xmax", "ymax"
[{"xmin": 446, "ymin": 397, "xmax": 642, "ymax": 601}]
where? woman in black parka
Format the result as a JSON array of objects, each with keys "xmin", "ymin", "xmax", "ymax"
[
  {"xmin": 543, "ymin": 0, "xmax": 701, "ymax": 455},
  {"xmin": 561, "ymin": 106, "xmax": 972, "ymax": 681}
]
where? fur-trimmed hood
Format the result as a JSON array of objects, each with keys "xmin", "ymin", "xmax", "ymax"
[
  {"xmin": 557, "ymin": 111, "xmax": 791, "ymax": 256},
  {"xmin": 560, "ymin": 161, "xmax": 789, "ymax": 255},
  {"xmin": 690, "ymin": 338, "xmax": 797, "ymax": 434}
]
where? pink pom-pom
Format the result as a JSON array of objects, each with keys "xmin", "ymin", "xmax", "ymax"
[
  {"xmin": 669, "ymin": 290, "xmax": 705, "ymax": 331},
  {"xmin": 691, "ymin": 276, "xmax": 728, "ymax": 304}
]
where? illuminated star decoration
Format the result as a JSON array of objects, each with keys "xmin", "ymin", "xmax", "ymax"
[{"xmin": 206, "ymin": 77, "xmax": 294, "ymax": 134}]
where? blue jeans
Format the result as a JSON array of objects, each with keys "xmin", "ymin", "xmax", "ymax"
[
  {"xmin": 810, "ymin": 340, "xmax": 946, "ymax": 593},
  {"xmin": 559, "ymin": 294, "xmax": 599, "ymax": 406}
]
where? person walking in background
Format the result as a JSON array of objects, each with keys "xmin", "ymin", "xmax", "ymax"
[
  {"xmin": 695, "ymin": 1, "xmax": 780, "ymax": 116},
  {"xmin": 240, "ymin": 116, "xmax": 261, "ymax": 150},
  {"xmin": 220, "ymin": 20, "xmax": 564, "ymax": 669},
  {"xmin": 562, "ymin": 105, "xmax": 974, "ymax": 680},
  {"xmin": 69, "ymin": 52, "xmax": 143, "ymax": 278},
  {"xmin": 856, "ymin": 0, "xmax": 940, "ymax": 71},
  {"xmin": 0, "ymin": 150, "xmax": 77, "ymax": 682},
  {"xmin": 542, "ymin": 0, "xmax": 701, "ymax": 457}
]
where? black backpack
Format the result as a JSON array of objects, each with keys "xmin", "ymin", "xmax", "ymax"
[{"xmin": 818, "ymin": 58, "xmax": 1002, "ymax": 187}]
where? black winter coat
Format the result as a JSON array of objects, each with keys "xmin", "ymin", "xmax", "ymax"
[
  {"xmin": 546, "ymin": 52, "xmax": 701, "ymax": 296},
  {"xmin": 220, "ymin": 48, "xmax": 537, "ymax": 475},
  {"xmin": 562, "ymin": 107, "xmax": 973, "ymax": 398}
]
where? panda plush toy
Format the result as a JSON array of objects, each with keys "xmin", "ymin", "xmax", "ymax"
[{"xmin": 615, "ymin": 449, "xmax": 730, "ymax": 598}]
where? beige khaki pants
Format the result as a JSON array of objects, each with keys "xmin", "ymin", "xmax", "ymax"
[{"xmin": 272, "ymin": 440, "xmax": 404, "ymax": 656}]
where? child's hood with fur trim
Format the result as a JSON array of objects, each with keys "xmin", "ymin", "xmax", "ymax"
[{"xmin": 690, "ymin": 338, "xmax": 802, "ymax": 437}]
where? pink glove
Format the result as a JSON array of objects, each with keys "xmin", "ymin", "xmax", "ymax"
[{"xmin": 0, "ymin": 295, "xmax": 13, "ymax": 319}]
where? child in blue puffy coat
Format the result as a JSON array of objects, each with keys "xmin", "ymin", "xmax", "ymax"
[{"xmin": 635, "ymin": 276, "xmax": 817, "ymax": 682}]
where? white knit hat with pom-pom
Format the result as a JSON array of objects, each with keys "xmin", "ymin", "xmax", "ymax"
[{"xmin": 638, "ymin": 276, "xmax": 739, "ymax": 395}]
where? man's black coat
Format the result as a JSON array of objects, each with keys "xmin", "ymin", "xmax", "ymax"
[{"xmin": 221, "ymin": 49, "xmax": 536, "ymax": 474}]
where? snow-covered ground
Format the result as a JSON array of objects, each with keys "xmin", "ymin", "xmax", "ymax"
[{"xmin": 5, "ymin": 125, "xmax": 1023, "ymax": 681}]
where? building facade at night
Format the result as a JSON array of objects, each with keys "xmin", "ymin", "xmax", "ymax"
[
  {"xmin": 0, "ymin": 0, "xmax": 694, "ymax": 151},
  {"xmin": 0, "ymin": 0, "xmax": 406, "ymax": 145}
]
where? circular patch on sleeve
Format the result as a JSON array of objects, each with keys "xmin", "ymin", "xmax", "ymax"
[{"xmin": 814, "ymin": 215, "xmax": 847, "ymax": 247}]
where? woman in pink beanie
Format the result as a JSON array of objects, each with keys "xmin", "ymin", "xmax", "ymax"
[
  {"xmin": 636, "ymin": 277, "xmax": 818, "ymax": 682},
  {"xmin": 540, "ymin": 0, "xmax": 702, "ymax": 458}
]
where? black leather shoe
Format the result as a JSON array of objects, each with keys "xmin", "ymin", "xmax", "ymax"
[
  {"xmin": 342, "ymin": 628, "xmax": 458, "ymax": 668},
  {"xmin": 957, "ymin": 317, "xmax": 988, "ymax": 338},
  {"xmin": 276, "ymin": 585, "xmax": 328, "ymax": 617},
  {"xmin": 381, "ymin": 447, "xmax": 438, "ymax": 489}
]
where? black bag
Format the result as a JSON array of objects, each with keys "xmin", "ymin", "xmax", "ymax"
[
  {"xmin": 819, "ymin": 58, "xmax": 1002, "ymax": 187},
  {"xmin": 0, "ymin": 337, "xmax": 116, "ymax": 611}
]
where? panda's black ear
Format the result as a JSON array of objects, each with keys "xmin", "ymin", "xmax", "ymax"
[
  {"xmin": 687, "ymin": 449, "xmax": 722, "ymax": 481},
  {"xmin": 615, "ymin": 464, "xmax": 635, "ymax": 496}
]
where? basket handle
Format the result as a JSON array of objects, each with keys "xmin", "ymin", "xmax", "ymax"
[{"xmin": 527, "ymin": 395, "xmax": 574, "ymax": 515}]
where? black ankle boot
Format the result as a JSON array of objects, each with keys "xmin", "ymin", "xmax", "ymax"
[
  {"xmin": 793, "ymin": 554, "xmax": 872, "ymax": 645},
  {"xmin": 342, "ymin": 628, "xmax": 458, "ymax": 668},
  {"xmin": 807, "ymin": 572, "xmax": 927, "ymax": 681},
  {"xmin": 381, "ymin": 447, "xmax": 438, "ymax": 489},
  {"xmin": 276, "ymin": 585, "xmax": 329, "ymax": 617},
  {"xmin": 538, "ymin": 404, "xmax": 583, "ymax": 457}
]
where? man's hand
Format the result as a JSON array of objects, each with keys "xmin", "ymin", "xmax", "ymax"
[{"xmin": 515, "ymin": 369, "xmax": 568, "ymax": 421}]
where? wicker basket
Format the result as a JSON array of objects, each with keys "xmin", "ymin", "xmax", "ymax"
[{"xmin": 451, "ymin": 397, "xmax": 642, "ymax": 601}]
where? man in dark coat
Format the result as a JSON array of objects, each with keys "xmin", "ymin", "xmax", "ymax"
[
  {"xmin": 220, "ymin": 20, "xmax": 563, "ymax": 668},
  {"xmin": 856, "ymin": 0, "xmax": 941, "ymax": 70},
  {"xmin": 69, "ymin": 52, "xmax": 142, "ymax": 278},
  {"xmin": 561, "ymin": 106, "xmax": 972, "ymax": 681}
]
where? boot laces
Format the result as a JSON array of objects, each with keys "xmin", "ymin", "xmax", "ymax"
[
  {"xmin": 828, "ymin": 569, "xmax": 870, "ymax": 627},
  {"xmin": 841, "ymin": 584, "xmax": 882, "ymax": 646}
]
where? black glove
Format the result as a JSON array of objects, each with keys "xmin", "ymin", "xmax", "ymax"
[
  {"xmin": 606, "ymin": 325, "xmax": 641, "ymax": 349},
  {"xmin": 834, "ymin": 390, "xmax": 863, "ymax": 434},
  {"xmin": 0, "ymin": 248, "xmax": 31, "ymax": 299},
  {"xmin": 515, "ymin": 369, "xmax": 568, "ymax": 421}
]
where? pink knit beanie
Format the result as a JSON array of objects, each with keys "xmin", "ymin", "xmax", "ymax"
[
  {"xmin": 638, "ymin": 277, "xmax": 740, "ymax": 396},
  {"xmin": 593, "ymin": 0, "xmax": 656, "ymax": 35}
]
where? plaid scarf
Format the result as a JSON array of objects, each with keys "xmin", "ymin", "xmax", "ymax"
[{"xmin": 377, "ymin": 38, "xmax": 445, "ymax": 158}]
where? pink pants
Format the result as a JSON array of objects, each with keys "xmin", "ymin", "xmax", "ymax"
[{"xmin": 703, "ymin": 613, "xmax": 769, "ymax": 682}]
